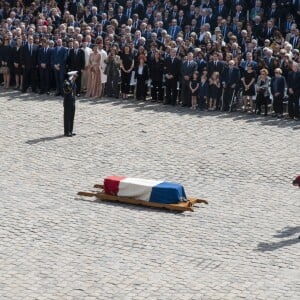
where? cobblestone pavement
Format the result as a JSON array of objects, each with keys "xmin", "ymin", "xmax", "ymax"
[{"xmin": 0, "ymin": 88, "xmax": 299, "ymax": 300}]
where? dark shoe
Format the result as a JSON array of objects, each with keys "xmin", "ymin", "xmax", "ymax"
[
  {"xmin": 66, "ymin": 133, "xmax": 72, "ymax": 137},
  {"xmin": 55, "ymin": 92, "xmax": 61, "ymax": 96},
  {"xmin": 72, "ymin": 133, "xmax": 76, "ymax": 136},
  {"xmin": 21, "ymin": 89, "xmax": 26, "ymax": 93},
  {"xmin": 39, "ymin": 91, "xmax": 44, "ymax": 95},
  {"xmin": 181, "ymin": 104, "xmax": 187, "ymax": 107}
]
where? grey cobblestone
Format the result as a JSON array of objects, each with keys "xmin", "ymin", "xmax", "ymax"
[{"xmin": 0, "ymin": 88, "xmax": 299, "ymax": 299}]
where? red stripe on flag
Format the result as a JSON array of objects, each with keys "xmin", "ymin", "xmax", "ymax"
[{"xmin": 104, "ymin": 176, "xmax": 126, "ymax": 195}]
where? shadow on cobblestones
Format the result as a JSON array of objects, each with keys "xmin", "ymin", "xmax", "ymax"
[
  {"xmin": 256, "ymin": 226, "xmax": 300, "ymax": 252},
  {"xmin": 26, "ymin": 134, "xmax": 65, "ymax": 144},
  {"xmin": 273, "ymin": 226, "xmax": 300, "ymax": 238},
  {"xmin": 75, "ymin": 196, "xmax": 190, "ymax": 216},
  {"xmin": 216, "ymin": 113, "xmax": 300, "ymax": 129},
  {"xmin": 79, "ymin": 95, "xmax": 300, "ymax": 129},
  {"xmin": 256, "ymin": 238, "xmax": 300, "ymax": 252}
]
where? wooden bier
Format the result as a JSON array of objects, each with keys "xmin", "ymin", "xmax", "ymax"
[{"xmin": 77, "ymin": 184, "xmax": 208, "ymax": 212}]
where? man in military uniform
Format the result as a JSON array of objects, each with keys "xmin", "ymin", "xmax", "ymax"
[{"xmin": 63, "ymin": 71, "xmax": 78, "ymax": 137}]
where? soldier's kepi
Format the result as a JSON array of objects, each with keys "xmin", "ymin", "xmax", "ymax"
[{"xmin": 63, "ymin": 71, "xmax": 78, "ymax": 137}]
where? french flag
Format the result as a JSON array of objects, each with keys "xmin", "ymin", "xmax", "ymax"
[{"xmin": 104, "ymin": 176, "xmax": 187, "ymax": 204}]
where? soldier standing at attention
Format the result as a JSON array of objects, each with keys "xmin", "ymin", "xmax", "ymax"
[{"xmin": 63, "ymin": 71, "xmax": 78, "ymax": 137}]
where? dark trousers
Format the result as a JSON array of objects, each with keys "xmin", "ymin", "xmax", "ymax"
[
  {"xmin": 22, "ymin": 67, "xmax": 37, "ymax": 92},
  {"xmin": 64, "ymin": 103, "xmax": 75, "ymax": 135},
  {"xmin": 273, "ymin": 94, "xmax": 283, "ymax": 115},
  {"xmin": 256, "ymin": 93, "xmax": 269, "ymax": 115},
  {"xmin": 136, "ymin": 77, "xmax": 147, "ymax": 100},
  {"xmin": 75, "ymin": 72, "xmax": 81, "ymax": 95},
  {"xmin": 54, "ymin": 68, "xmax": 65, "ymax": 95},
  {"xmin": 165, "ymin": 78, "xmax": 178, "ymax": 105},
  {"xmin": 181, "ymin": 79, "xmax": 191, "ymax": 106},
  {"xmin": 288, "ymin": 94, "xmax": 300, "ymax": 118},
  {"xmin": 39, "ymin": 67, "xmax": 50, "ymax": 93},
  {"xmin": 121, "ymin": 71, "xmax": 131, "ymax": 94},
  {"xmin": 151, "ymin": 80, "xmax": 163, "ymax": 101},
  {"xmin": 198, "ymin": 95, "xmax": 207, "ymax": 110},
  {"xmin": 222, "ymin": 87, "xmax": 234, "ymax": 111},
  {"xmin": 106, "ymin": 72, "xmax": 120, "ymax": 98}
]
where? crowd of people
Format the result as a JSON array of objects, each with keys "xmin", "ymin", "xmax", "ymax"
[{"xmin": 0, "ymin": 0, "xmax": 300, "ymax": 119}]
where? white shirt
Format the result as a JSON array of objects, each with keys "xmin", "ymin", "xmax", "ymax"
[{"xmin": 83, "ymin": 46, "xmax": 93, "ymax": 67}]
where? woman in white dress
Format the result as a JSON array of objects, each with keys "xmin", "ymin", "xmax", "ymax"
[{"xmin": 97, "ymin": 40, "xmax": 107, "ymax": 97}]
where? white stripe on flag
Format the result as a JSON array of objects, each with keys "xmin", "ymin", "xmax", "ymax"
[{"xmin": 118, "ymin": 178, "xmax": 163, "ymax": 201}]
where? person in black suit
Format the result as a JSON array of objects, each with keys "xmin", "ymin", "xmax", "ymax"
[
  {"xmin": 267, "ymin": 2, "xmax": 280, "ymax": 26},
  {"xmin": 135, "ymin": 55, "xmax": 149, "ymax": 100},
  {"xmin": 63, "ymin": 71, "xmax": 78, "ymax": 137},
  {"xmin": 221, "ymin": 60, "xmax": 241, "ymax": 111},
  {"xmin": 164, "ymin": 48, "xmax": 181, "ymax": 106},
  {"xmin": 149, "ymin": 50, "xmax": 164, "ymax": 102},
  {"xmin": 291, "ymin": 0, "xmax": 300, "ymax": 23},
  {"xmin": 12, "ymin": 38, "xmax": 23, "ymax": 89},
  {"xmin": 215, "ymin": 0, "xmax": 229, "ymax": 19},
  {"xmin": 38, "ymin": 39, "xmax": 52, "ymax": 94},
  {"xmin": 271, "ymin": 68, "xmax": 286, "ymax": 118},
  {"xmin": 263, "ymin": 20, "xmax": 276, "ymax": 41},
  {"xmin": 231, "ymin": 4, "xmax": 246, "ymax": 23},
  {"xmin": 287, "ymin": 62, "xmax": 300, "ymax": 120},
  {"xmin": 181, "ymin": 52, "xmax": 198, "ymax": 107},
  {"xmin": 67, "ymin": 41, "xmax": 85, "ymax": 96},
  {"xmin": 20, "ymin": 35, "xmax": 38, "ymax": 93},
  {"xmin": 208, "ymin": 52, "xmax": 224, "ymax": 77},
  {"xmin": 132, "ymin": 0, "xmax": 145, "ymax": 19},
  {"xmin": 115, "ymin": 6, "xmax": 128, "ymax": 26}
]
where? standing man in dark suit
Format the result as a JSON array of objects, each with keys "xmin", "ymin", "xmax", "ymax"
[
  {"xmin": 181, "ymin": 52, "xmax": 198, "ymax": 107},
  {"xmin": 51, "ymin": 39, "xmax": 68, "ymax": 96},
  {"xmin": 287, "ymin": 62, "xmax": 300, "ymax": 120},
  {"xmin": 38, "ymin": 39, "xmax": 52, "ymax": 94},
  {"xmin": 264, "ymin": 20, "xmax": 276, "ymax": 41},
  {"xmin": 164, "ymin": 48, "xmax": 181, "ymax": 106},
  {"xmin": 292, "ymin": 0, "xmax": 300, "ymax": 24},
  {"xmin": 208, "ymin": 52, "xmax": 224, "ymax": 77},
  {"xmin": 63, "ymin": 71, "xmax": 78, "ymax": 137},
  {"xmin": 67, "ymin": 41, "xmax": 85, "ymax": 96},
  {"xmin": 215, "ymin": 0, "xmax": 228, "ymax": 19},
  {"xmin": 271, "ymin": 68, "xmax": 286, "ymax": 118},
  {"xmin": 20, "ymin": 35, "xmax": 38, "ymax": 93},
  {"xmin": 221, "ymin": 60, "xmax": 240, "ymax": 111}
]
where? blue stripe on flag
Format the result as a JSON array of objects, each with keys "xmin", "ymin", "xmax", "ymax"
[{"xmin": 149, "ymin": 182, "xmax": 187, "ymax": 204}]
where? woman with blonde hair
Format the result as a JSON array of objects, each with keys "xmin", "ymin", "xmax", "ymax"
[{"xmin": 255, "ymin": 68, "xmax": 271, "ymax": 116}]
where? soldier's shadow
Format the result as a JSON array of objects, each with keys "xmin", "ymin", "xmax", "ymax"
[
  {"xmin": 256, "ymin": 226, "xmax": 300, "ymax": 252},
  {"xmin": 26, "ymin": 134, "xmax": 65, "ymax": 145}
]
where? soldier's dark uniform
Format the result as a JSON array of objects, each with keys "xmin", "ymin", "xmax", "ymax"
[{"xmin": 63, "ymin": 77, "xmax": 77, "ymax": 137}]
